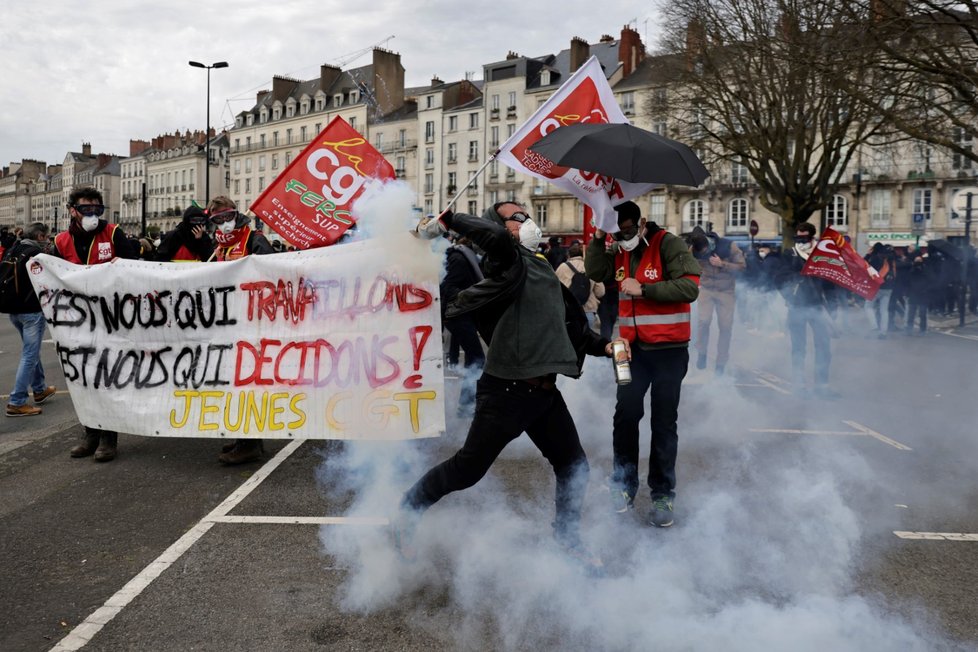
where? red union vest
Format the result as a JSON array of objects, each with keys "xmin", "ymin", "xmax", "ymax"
[
  {"xmin": 616, "ymin": 229, "xmax": 697, "ymax": 344},
  {"xmin": 171, "ymin": 244, "xmax": 200, "ymax": 262},
  {"xmin": 215, "ymin": 227, "xmax": 252, "ymax": 261},
  {"xmin": 55, "ymin": 225, "xmax": 119, "ymax": 264}
]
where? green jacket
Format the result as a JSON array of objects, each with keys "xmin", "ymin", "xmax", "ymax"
[{"xmin": 584, "ymin": 223, "xmax": 701, "ymax": 350}]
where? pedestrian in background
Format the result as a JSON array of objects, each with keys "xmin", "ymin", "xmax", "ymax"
[
  {"xmin": 2, "ymin": 222, "xmax": 57, "ymax": 418},
  {"xmin": 864, "ymin": 243, "xmax": 896, "ymax": 338},
  {"xmin": 904, "ymin": 255, "xmax": 933, "ymax": 335},
  {"xmin": 440, "ymin": 235, "xmax": 485, "ymax": 417},
  {"xmin": 688, "ymin": 226, "xmax": 745, "ymax": 375},
  {"xmin": 556, "ymin": 240, "xmax": 604, "ymax": 332}
]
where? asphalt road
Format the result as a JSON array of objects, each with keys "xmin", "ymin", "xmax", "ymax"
[{"xmin": 1, "ymin": 305, "xmax": 977, "ymax": 651}]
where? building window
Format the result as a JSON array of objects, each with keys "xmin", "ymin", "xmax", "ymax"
[
  {"xmin": 731, "ymin": 161, "xmax": 749, "ymax": 185},
  {"xmin": 952, "ymin": 127, "xmax": 973, "ymax": 170},
  {"xmin": 258, "ymin": 155, "xmax": 266, "ymax": 172},
  {"xmin": 258, "ymin": 177, "xmax": 265, "ymax": 191},
  {"xmin": 245, "ymin": 178, "xmax": 251, "ymax": 193},
  {"xmin": 653, "ymin": 120, "xmax": 667, "ymax": 136},
  {"xmin": 468, "ymin": 140, "xmax": 479, "ymax": 161},
  {"xmin": 300, "ymin": 126, "xmax": 307, "ymax": 142},
  {"xmin": 912, "ymin": 188, "xmax": 932, "ymax": 221},
  {"xmin": 468, "ymin": 200, "xmax": 478, "ymax": 214},
  {"xmin": 245, "ymin": 158, "xmax": 252, "ymax": 173},
  {"xmin": 448, "ymin": 116, "xmax": 457, "ymax": 132},
  {"xmin": 234, "ymin": 159, "xmax": 241, "ymax": 174},
  {"xmin": 683, "ymin": 199, "xmax": 707, "ymax": 230},
  {"xmin": 824, "ymin": 194, "xmax": 848, "ymax": 229},
  {"xmin": 316, "ymin": 97, "xmax": 324, "ymax": 110},
  {"xmin": 375, "ymin": 133, "xmax": 384, "ymax": 149},
  {"xmin": 395, "ymin": 156, "xmax": 405, "ymax": 174},
  {"xmin": 260, "ymin": 134, "xmax": 266, "ymax": 148},
  {"xmin": 727, "ymin": 198, "xmax": 749, "ymax": 232},
  {"xmin": 426, "ymin": 95, "xmax": 434, "ymax": 109},
  {"xmin": 285, "ymin": 152, "xmax": 292, "ymax": 166},
  {"xmin": 398, "ymin": 129, "xmax": 407, "ymax": 146},
  {"xmin": 621, "ymin": 91, "xmax": 635, "ymax": 114},
  {"xmin": 534, "ymin": 202, "xmax": 548, "ymax": 229},
  {"xmin": 425, "ymin": 148, "xmax": 434, "ymax": 168},
  {"xmin": 349, "ymin": 117, "xmax": 357, "ymax": 130},
  {"xmin": 425, "ymin": 121, "xmax": 435, "ymax": 143},
  {"xmin": 424, "ymin": 173, "xmax": 433, "ymax": 193},
  {"xmin": 469, "ymin": 113, "xmax": 479, "ymax": 129},
  {"xmin": 447, "ymin": 171, "xmax": 457, "ymax": 191},
  {"xmin": 491, "ymin": 95, "xmax": 500, "ymax": 110},
  {"xmin": 424, "ymin": 199, "xmax": 433, "ymax": 215},
  {"xmin": 869, "ymin": 189, "xmax": 891, "ymax": 227},
  {"xmin": 447, "ymin": 143, "xmax": 457, "ymax": 163},
  {"xmin": 271, "ymin": 154, "xmax": 279, "ymax": 170},
  {"xmin": 286, "ymin": 128, "xmax": 293, "ymax": 144},
  {"xmin": 490, "ymin": 126, "xmax": 499, "ymax": 148},
  {"xmin": 649, "ymin": 194, "xmax": 666, "ymax": 223},
  {"xmin": 234, "ymin": 180, "xmax": 240, "ymax": 194}
]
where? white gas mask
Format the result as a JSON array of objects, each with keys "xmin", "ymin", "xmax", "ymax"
[
  {"xmin": 219, "ymin": 220, "xmax": 236, "ymax": 235},
  {"xmin": 81, "ymin": 216, "xmax": 99, "ymax": 232},
  {"xmin": 518, "ymin": 218, "xmax": 543, "ymax": 252},
  {"xmin": 618, "ymin": 233, "xmax": 642, "ymax": 252}
]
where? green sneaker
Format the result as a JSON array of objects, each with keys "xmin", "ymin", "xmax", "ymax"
[
  {"xmin": 647, "ymin": 495, "xmax": 674, "ymax": 528},
  {"xmin": 610, "ymin": 488, "xmax": 635, "ymax": 514}
]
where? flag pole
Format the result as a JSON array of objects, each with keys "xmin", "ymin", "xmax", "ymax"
[{"xmin": 444, "ymin": 150, "xmax": 500, "ymax": 211}]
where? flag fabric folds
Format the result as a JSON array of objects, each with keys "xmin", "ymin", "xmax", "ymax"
[{"xmin": 802, "ymin": 227, "xmax": 884, "ymax": 300}]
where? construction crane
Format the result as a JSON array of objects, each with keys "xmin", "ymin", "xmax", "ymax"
[{"xmin": 330, "ymin": 35, "xmax": 396, "ymax": 68}]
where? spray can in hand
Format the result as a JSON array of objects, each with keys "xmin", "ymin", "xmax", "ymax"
[{"xmin": 612, "ymin": 340, "xmax": 631, "ymax": 385}]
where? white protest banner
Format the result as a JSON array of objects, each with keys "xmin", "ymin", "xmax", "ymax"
[
  {"xmin": 495, "ymin": 56, "xmax": 656, "ymax": 234},
  {"xmin": 28, "ymin": 233, "xmax": 444, "ymax": 440}
]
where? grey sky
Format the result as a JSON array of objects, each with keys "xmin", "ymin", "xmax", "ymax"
[{"xmin": 3, "ymin": 1, "xmax": 657, "ymax": 167}]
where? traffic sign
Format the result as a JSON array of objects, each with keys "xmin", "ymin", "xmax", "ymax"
[
  {"xmin": 911, "ymin": 213, "xmax": 926, "ymax": 236},
  {"xmin": 749, "ymin": 219, "xmax": 759, "ymax": 237},
  {"xmin": 951, "ymin": 186, "xmax": 978, "ymax": 217}
]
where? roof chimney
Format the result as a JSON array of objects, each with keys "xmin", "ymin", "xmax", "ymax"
[
  {"xmin": 618, "ymin": 25, "xmax": 646, "ymax": 77},
  {"xmin": 570, "ymin": 37, "xmax": 590, "ymax": 72},
  {"xmin": 506, "ymin": 51, "xmax": 520, "ymax": 60},
  {"xmin": 599, "ymin": 34, "xmax": 615, "ymax": 43},
  {"xmin": 320, "ymin": 64, "xmax": 342, "ymax": 92},
  {"xmin": 82, "ymin": 142, "xmax": 92, "ymax": 157}
]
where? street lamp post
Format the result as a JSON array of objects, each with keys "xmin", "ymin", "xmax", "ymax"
[{"xmin": 188, "ymin": 60, "xmax": 229, "ymax": 209}]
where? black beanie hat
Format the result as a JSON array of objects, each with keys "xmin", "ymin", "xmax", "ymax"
[{"xmin": 182, "ymin": 205, "xmax": 208, "ymax": 225}]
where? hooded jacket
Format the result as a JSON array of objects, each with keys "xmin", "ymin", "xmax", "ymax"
[{"xmin": 442, "ymin": 207, "xmax": 609, "ymax": 379}]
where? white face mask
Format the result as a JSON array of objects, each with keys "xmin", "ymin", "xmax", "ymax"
[
  {"xmin": 618, "ymin": 233, "xmax": 642, "ymax": 251},
  {"xmin": 518, "ymin": 218, "xmax": 543, "ymax": 252},
  {"xmin": 758, "ymin": 251, "xmax": 768, "ymax": 260},
  {"xmin": 219, "ymin": 221, "xmax": 236, "ymax": 234},
  {"xmin": 81, "ymin": 215, "xmax": 99, "ymax": 232}
]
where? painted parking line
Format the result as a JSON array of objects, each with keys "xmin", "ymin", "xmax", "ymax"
[
  {"xmin": 749, "ymin": 420, "xmax": 912, "ymax": 450},
  {"xmin": 894, "ymin": 531, "xmax": 978, "ymax": 541},
  {"xmin": 49, "ymin": 438, "xmax": 307, "ymax": 652}
]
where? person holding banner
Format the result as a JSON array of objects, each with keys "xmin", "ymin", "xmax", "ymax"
[
  {"xmin": 55, "ymin": 187, "xmax": 137, "ymax": 462},
  {"xmin": 584, "ymin": 201, "xmax": 701, "ymax": 528},
  {"xmin": 775, "ymin": 222, "xmax": 842, "ymax": 400},
  {"xmin": 155, "ymin": 205, "xmax": 214, "ymax": 262},
  {"xmin": 398, "ymin": 201, "xmax": 624, "ymax": 574},
  {"xmin": 206, "ymin": 196, "xmax": 274, "ymax": 464}
]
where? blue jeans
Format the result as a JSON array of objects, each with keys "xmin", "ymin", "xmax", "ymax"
[{"xmin": 9, "ymin": 312, "xmax": 47, "ymax": 406}]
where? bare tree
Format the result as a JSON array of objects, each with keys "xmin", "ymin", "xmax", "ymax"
[
  {"xmin": 651, "ymin": 0, "xmax": 899, "ymax": 242},
  {"xmin": 838, "ymin": 0, "xmax": 978, "ymax": 171}
]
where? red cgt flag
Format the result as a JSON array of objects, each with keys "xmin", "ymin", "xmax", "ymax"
[
  {"xmin": 250, "ymin": 116, "xmax": 395, "ymax": 249},
  {"xmin": 801, "ymin": 227, "xmax": 884, "ymax": 300}
]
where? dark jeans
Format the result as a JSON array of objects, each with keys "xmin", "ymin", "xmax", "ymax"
[
  {"xmin": 611, "ymin": 346, "xmax": 689, "ymax": 500},
  {"xmin": 787, "ymin": 305, "xmax": 831, "ymax": 385},
  {"xmin": 444, "ymin": 315, "xmax": 485, "ymax": 410},
  {"xmin": 906, "ymin": 300, "xmax": 927, "ymax": 332},
  {"xmin": 402, "ymin": 373, "xmax": 589, "ymax": 538}
]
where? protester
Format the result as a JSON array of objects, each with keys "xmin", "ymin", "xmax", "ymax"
[
  {"xmin": 688, "ymin": 226, "xmax": 745, "ymax": 375},
  {"xmin": 545, "ymin": 235, "xmax": 567, "ymax": 270},
  {"xmin": 864, "ymin": 243, "xmax": 896, "ymax": 338},
  {"xmin": 156, "ymin": 205, "xmax": 215, "ymax": 262},
  {"xmin": 396, "ymin": 201, "xmax": 623, "ymax": 573},
  {"xmin": 440, "ymin": 234, "xmax": 486, "ymax": 417},
  {"xmin": 585, "ymin": 200, "xmax": 701, "ymax": 527},
  {"xmin": 596, "ymin": 279, "xmax": 619, "ymax": 340},
  {"xmin": 775, "ymin": 222, "xmax": 841, "ymax": 399},
  {"xmin": 54, "ymin": 187, "xmax": 136, "ymax": 461},
  {"xmin": 904, "ymin": 255, "xmax": 933, "ymax": 335},
  {"xmin": 207, "ymin": 196, "xmax": 274, "ymax": 464},
  {"xmin": 2, "ymin": 222, "xmax": 57, "ymax": 417},
  {"xmin": 556, "ymin": 240, "xmax": 604, "ymax": 331}
]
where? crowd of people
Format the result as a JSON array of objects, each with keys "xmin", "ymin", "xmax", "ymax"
[{"xmin": 4, "ymin": 190, "xmax": 977, "ymax": 575}]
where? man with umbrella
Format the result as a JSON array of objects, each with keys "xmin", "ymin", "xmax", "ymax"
[{"xmin": 585, "ymin": 201, "xmax": 701, "ymax": 527}]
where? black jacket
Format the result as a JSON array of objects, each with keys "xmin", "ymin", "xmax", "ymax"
[
  {"xmin": 156, "ymin": 223, "xmax": 215, "ymax": 261},
  {"xmin": 1, "ymin": 239, "xmax": 43, "ymax": 313},
  {"xmin": 442, "ymin": 210, "xmax": 610, "ymax": 378}
]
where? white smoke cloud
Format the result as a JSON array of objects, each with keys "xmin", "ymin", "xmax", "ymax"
[{"xmin": 315, "ymin": 212, "xmax": 963, "ymax": 650}]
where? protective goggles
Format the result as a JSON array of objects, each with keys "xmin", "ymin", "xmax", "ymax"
[
  {"xmin": 612, "ymin": 226, "xmax": 639, "ymax": 241},
  {"xmin": 209, "ymin": 209, "xmax": 237, "ymax": 225},
  {"xmin": 73, "ymin": 204, "xmax": 106, "ymax": 217},
  {"xmin": 505, "ymin": 212, "xmax": 530, "ymax": 223}
]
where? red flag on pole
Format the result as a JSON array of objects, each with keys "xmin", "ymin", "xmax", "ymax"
[
  {"xmin": 495, "ymin": 56, "xmax": 655, "ymax": 234},
  {"xmin": 250, "ymin": 116, "xmax": 395, "ymax": 249},
  {"xmin": 801, "ymin": 227, "xmax": 884, "ymax": 300}
]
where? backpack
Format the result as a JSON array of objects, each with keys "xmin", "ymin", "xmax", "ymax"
[
  {"xmin": 0, "ymin": 243, "xmax": 39, "ymax": 314},
  {"xmin": 564, "ymin": 263, "xmax": 591, "ymax": 306}
]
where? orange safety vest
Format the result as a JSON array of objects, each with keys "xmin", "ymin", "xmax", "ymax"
[
  {"xmin": 215, "ymin": 227, "xmax": 252, "ymax": 261},
  {"xmin": 54, "ymin": 225, "xmax": 119, "ymax": 264},
  {"xmin": 616, "ymin": 230, "xmax": 697, "ymax": 344}
]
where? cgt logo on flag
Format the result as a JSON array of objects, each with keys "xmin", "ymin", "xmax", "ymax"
[
  {"xmin": 250, "ymin": 116, "xmax": 395, "ymax": 249},
  {"xmin": 802, "ymin": 227, "xmax": 884, "ymax": 300}
]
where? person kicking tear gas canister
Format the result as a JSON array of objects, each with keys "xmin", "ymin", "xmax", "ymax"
[{"xmin": 394, "ymin": 201, "xmax": 630, "ymax": 574}]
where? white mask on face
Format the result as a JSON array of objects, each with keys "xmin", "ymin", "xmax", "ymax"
[
  {"xmin": 518, "ymin": 218, "xmax": 543, "ymax": 251},
  {"xmin": 219, "ymin": 221, "xmax": 236, "ymax": 234},
  {"xmin": 81, "ymin": 216, "xmax": 99, "ymax": 232},
  {"xmin": 618, "ymin": 233, "xmax": 642, "ymax": 251}
]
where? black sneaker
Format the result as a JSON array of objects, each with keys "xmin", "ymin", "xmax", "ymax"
[
  {"xmin": 610, "ymin": 488, "xmax": 635, "ymax": 514},
  {"xmin": 647, "ymin": 495, "xmax": 675, "ymax": 528}
]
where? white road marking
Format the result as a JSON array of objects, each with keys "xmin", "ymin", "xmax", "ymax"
[
  {"xmin": 49, "ymin": 438, "xmax": 306, "ymax": 652},
  {"xmin": 941, "ymin": 330, "xmax": 978, "ymax": 342},
  {"xmin": 211, "ymin": 515, "xmax": 389, "ymax": 525},
  {"xmin": 894, "ymin": 531, "xmax": 978, "ymax": 541},
  {"xmin": 749, "ymin": 421, "xmax": 912, "ymax": 450}
]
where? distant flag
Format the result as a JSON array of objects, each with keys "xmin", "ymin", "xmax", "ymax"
[{"xmin": 802, "ymin": 227, "xmax": 884, "ymax": 300}]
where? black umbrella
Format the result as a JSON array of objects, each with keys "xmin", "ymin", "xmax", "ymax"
[{"xmin": 528, "ymin": 123, "xmax": 710, "ymax": 187}]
